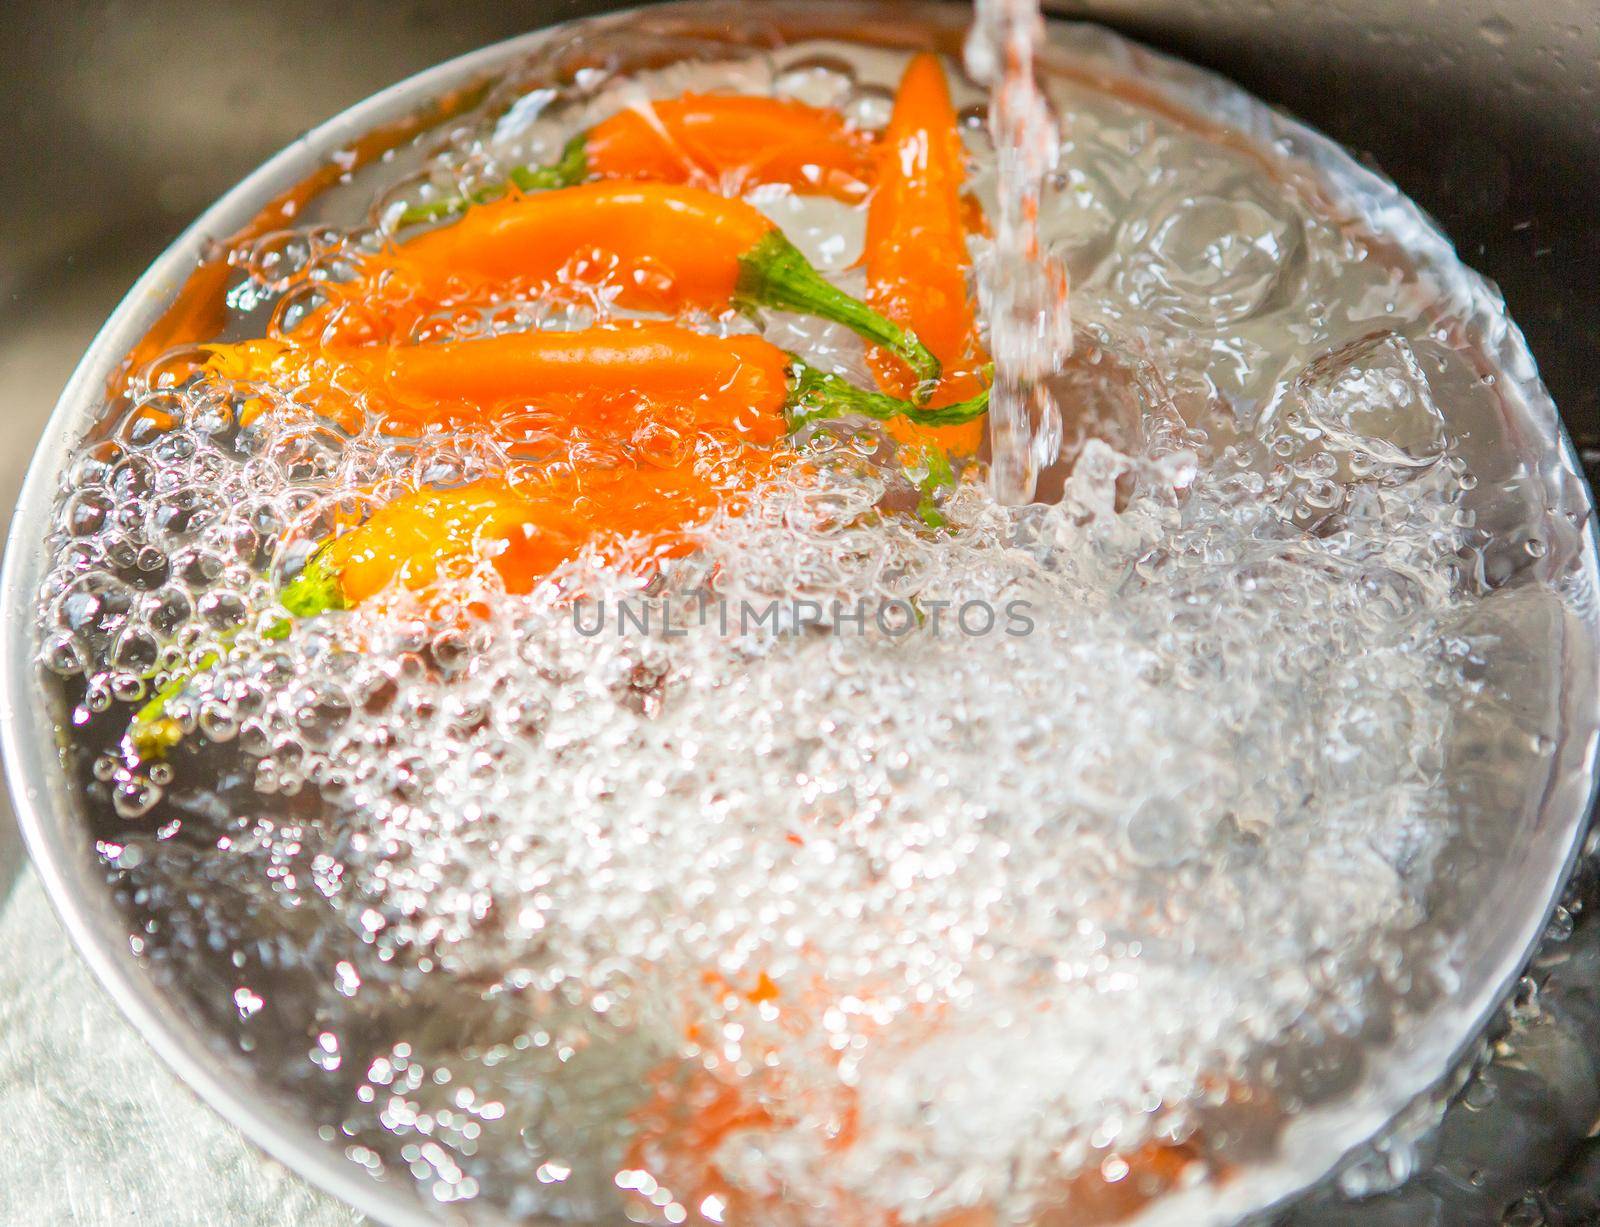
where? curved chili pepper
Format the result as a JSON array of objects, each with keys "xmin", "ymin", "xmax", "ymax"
[
  {"xmin": 285, "ymin": 468, "xmax": 723, "ymax": 610},
  {"xmin": 866, "ymin": 53, "xmax": 991, "ymax": 453},
  {"xmin": 358, "ymin": 183, "xmax": 940, "ymax": 389},
  {"xmin": 128, "ymin": 464, "xmax": 732, "ymax": 757},
  {"xmin": 203, "ymin": 325, "xmax": 988, "ymax": 440},
  {"xmin": 404, "ymin": 93, "xmax": 875, "ymax": 224}
]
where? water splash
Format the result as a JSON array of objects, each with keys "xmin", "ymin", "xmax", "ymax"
[{"xmin": 965, "ymin": 0, "xmax": 1075, "ymax": 504}]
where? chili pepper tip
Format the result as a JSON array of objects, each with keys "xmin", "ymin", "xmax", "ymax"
[
  {"xmin": 126, "ymin": 646, "xmax": 220, "ymax": 761},
  {"xmin": 399, "ymin": 134, "xmax": 590, "ymax": 227},
  {"xmin": 127, "ymin": 678, "xmax": 189, "ymax": 760},
  {"xmin": 123, "ymin": 555, "xmax": 344, "ymax": 760}
]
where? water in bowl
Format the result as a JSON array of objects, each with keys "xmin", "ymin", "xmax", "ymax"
[{"xmin": 30, "ymin": 6, "xmax": 1594, "ymax": 1224}]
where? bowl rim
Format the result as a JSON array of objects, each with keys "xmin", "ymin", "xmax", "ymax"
[{"xmin": 2, "ymin": 4, "xmax": 1597, "ymax": 1225}]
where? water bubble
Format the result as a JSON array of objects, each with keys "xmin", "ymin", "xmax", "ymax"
[
  {"xmin": 1478, "ymin": 16, "xmax": 1516, "ymax": 47},
  {"xmin": 112, "ymin": 777, "xmax": 163, "ymax": 820},
  {"xmin": 246, "ymin": 230, "xmax": 317, "ymax": 291},
  {"xmin": 841, "ymin": 83, "xmax": 894, "ymax": 131},
  {"xmin": 64, "ymin": 489, "xmax": 113, "ymax": 536},
  {"xmin": 772, "ymin": 55, "xmax": 858, "ymax": 109},
  {"xmin": 41, "ymin": 633, "xmax": 84, "ymax": 677}
]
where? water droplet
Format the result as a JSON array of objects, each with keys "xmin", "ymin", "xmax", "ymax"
[{"xmin": 1478, "ymin": 15, "xmax": 1516, "ymax": 46}]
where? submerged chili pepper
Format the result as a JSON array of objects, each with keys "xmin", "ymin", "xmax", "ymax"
[
  {"xmin": 128, "ymin": 464, "xmax": 733, "ymax": 757},
  {"xmin": 405, "ymin": 93, "xmax": 875, "ymax": 224},
  {"xmin": 203, "ymin": 324, "xmax": 988, "ymax": 440},
  {"xmin": 623, "ymin": 1040, "xmax": 1204, "ymax": 1227},
  {"xmin": 359, "ymin": 182, "xmax": 940, "ymax": 389},
  {"xmin": 624, "ymin": 1072, "xmax": 1200, "ymax": 1227},
  {"xmin": 284, "ymin": 467, "xmax": 725, "ymax": 610},
  {"xmin": 866, "ymin": 53, "xmax": 991, "ymax": 454}
]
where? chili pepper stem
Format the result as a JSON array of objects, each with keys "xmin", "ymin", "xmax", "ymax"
[
  {"xmin": 126, "ymin": 553, "xmax": 345, "ymax": 760},
  {"xmin": 399, "ymin": 135, "xmax": 590, "ymax": 227},
  {"xmin": 784, "ymin": 357, "xmax": 987, "ymax": 432},
  {"xmin": 738, "ymin": 233, "xmax": 942, "ymax": 397},
  {"xmin": 913, "ymin": 445, "xmax": 957, "ymax": 528},
  {"xmin": 278, "ymin": 552, "xmax": 348, "ymax": 619}
]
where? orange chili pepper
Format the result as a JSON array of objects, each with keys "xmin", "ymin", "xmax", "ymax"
[
  {"xmin": 203, "ymin": 325, "xmax": 988, "ymax": 441},
  {"xmin": 617, "ymin": 948, "xmax": 1215, "ymax": 1227},
  {"xmin": 624, "ymin": 1062, "xmax": 1205, "ymax": 1227},
  {"xmin": 355, "ymin": 183, "xmax": 940, "ymax": 387},
  {"xmin": 406, "ymin": 93, "xmax": 875, "ymax": 224},
  {"xmin": 288, "ymin": 467, "xmax": 725, "ymax": 610},
  {"xmin": 866, "ymin": 53, "xmax": 991, "ymax": 455},
  {"xmin": 128, "ymin": 462, "xmax": 735, "ymax": 757}
]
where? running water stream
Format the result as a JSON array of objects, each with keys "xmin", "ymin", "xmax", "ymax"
[{"xmin": 965, "ymin": 0, "xmax": 1075, "ymax": 503}]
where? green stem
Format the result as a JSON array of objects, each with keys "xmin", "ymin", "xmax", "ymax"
[
  {"xmin": 278, "ymin": 552, "xmax": 347, "ymax": 619},
  {"xmin": 913, "ymin": 445, "xmax": 957, "ymax": 529},
  {"xmin": 398, "ymin": 134, "xmax": 590, "ymax": 226},
  {"xmin": 126, "ymin": 552, "xmax": 346, "ymax": 759},
  {"xmin": 783, "ymin": 357, "xmax": 987, "ymax": 432},
  {"xmin": 738, "ymin": 233, "xmax": 942, "ymax": 398}
]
